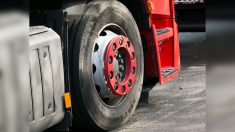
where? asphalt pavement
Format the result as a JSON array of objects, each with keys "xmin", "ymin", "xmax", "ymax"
[{"xmin": 113, "ymin": 32, "xmax": 206, "ymax": 132}]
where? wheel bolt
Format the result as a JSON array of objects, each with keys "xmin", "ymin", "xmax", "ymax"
[
  {"xmin": 120, "ymin": 59, "xmax": 124, "ymax": 63},
  {"xmin": 119, "ymin": 37, "xmax": 123, "ymax": 45},
  {"xmin": 118, "ymin": 72, "xmax": 121, "ymax": 77},
  {"xmin": 119, "ymin": 66, "xmax": 124, "ymax": 71},
  {"xmin": 118, "ymin": 54, "xmax": 121, "ymax": 59},
  {"xmin": 108, "ymin": 56, "xmax": 113, "ymax": 64},
  {"xmin": 131, "ymin": 52, "xmax": 135, "ymax": 60},
  {"xmin": 116, "ymin": 73, "xmax": 122, "ymax": 81},
  {"xmin": 112, "ymin": 44, "xmax": 116, "ymax": 51},
  {"xmin": 126, "ymin": 41, "xmax": 131, "ymax": 49},
  {"xmin": 128, "ymin": 79, "xmax": 132, "ymax": 87},
  {"xmin": 109, "ymin": 72, "xmax": 113, "ymax": 79},
  {"xmin": 131, "ymin": 67, "xmax": 135, "ymax": 74},
  {"xmin": 119, "ymin": 73, "xmax": 123, "ymax": 77},
  {"xmin": 121, "ymin": 86, "xmax": 125, "ymax": 93},
  {"xmin": 114, "ymin": 82, "xmax": 119, "ymax": 90}
]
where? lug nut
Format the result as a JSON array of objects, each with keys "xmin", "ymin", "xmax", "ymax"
[
  {"xmin": 131, "ymin": 67, "xmax": 135, "ymax": 74},
  {"xmin": 112, "ymin": 44, "xmax": 116, "ymax": 51},
  {"xmin": 121, "ymin": 86, "xmax": 125, "ymax": 93},
  {"xmin": 116, "ymin": 73, "xmax": 122, "ymax": 81},
  {"xmin": 117, "ymin": 72, "xmax": 121, "ymax": 77},
  {"xmin": 131, "ymin": 52, "xmax": 135, "ymax": 60},
  {"xmin": 120, "ymin": 59, "xmax": 124, "ymax": 63},
  {"xmin": 114, "ymin": 82, "xmax": 119, "ymax": 90},
  {"xmin": 116, "ymin": 53, "xmax": 120, "ymax": 59},
  {"xmin": 128, "ymin": 80, "xmax": 132, "ymax": 87},
  {"xmin": 119, "ymin": 73, "xmax": 123, "ymax": 77},
  {"xmin": 126, "ymin": 41, "xmax": 131, "ymax": 48},
  {"xmin": 119, "ymin": 66, "xmax": 124, "ymax": 71},
  {"xmin": 119, "ymin": 37, "xmax": 123, "ymax": 45},
  {"xmin": 118, "ymin": 54, "xmax": 122, "ymax": 59},
  {"xmin": 116, "ymin": 75, "xmax": 119, "ymax": 80},
  {"xmin": 108, "ymin": 56, "xmax": 113, "ymax": 64},
  {"xmin": 109, "ymin": 72, "xmax": 113, "ymax": 79}
]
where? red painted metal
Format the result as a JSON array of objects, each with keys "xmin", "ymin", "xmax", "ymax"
[
  {"xmin": 148, "ymin": 0, "xmax": 171, "ymax": 16},
  {"xmin": 104, "ymin": 35, "xmax": 137, "ymax": 96},
  {"xmin": 141, "ymin": 0, "xmax": 180, "ymax": 84}
]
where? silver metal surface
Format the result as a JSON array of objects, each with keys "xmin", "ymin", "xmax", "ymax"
[
  {"xmin": 29, "ymin": 26, "xmax": 65, "ymax": 132},
  {"xmin": 92, "ymin": 30, "xmax": 117, "ymax": 98}
]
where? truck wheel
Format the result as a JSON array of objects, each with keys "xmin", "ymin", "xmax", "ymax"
[{"xmin": 71, "ymin": 0, "xmax": 144, "ymax": 130}]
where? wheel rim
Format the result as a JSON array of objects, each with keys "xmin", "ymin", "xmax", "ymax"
[{"xmin": 92, "ymin": 25, "xmax": 137, "ymax": 106}]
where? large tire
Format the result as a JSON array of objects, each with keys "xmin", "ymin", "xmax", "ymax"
[{"xmin": 71, "ymin": 0, "xmax": 144, "ymax": 130}]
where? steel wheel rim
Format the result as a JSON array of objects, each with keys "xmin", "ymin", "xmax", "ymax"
[{"xmin": 92, "ymin": 24, "xmax": 137, "ymax": 106}]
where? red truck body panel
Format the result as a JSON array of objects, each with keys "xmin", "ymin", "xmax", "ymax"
[{"xmin": 141, "ymin": 0, "xmax": 180, "ymax": 84}]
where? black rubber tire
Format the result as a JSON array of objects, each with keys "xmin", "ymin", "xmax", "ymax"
[{"xmin": 71, "ymin": 0, "xmax": 144, "ymax": 130}]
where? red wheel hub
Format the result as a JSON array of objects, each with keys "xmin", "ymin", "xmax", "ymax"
[{"xmin": 104, "ymin": 35, "xmax": 137, "ymax": 96}]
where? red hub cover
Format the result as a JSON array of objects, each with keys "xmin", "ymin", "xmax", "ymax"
[{"xmin": 104, "ymin": 35, "xmax": 137, "ymax": 96}]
